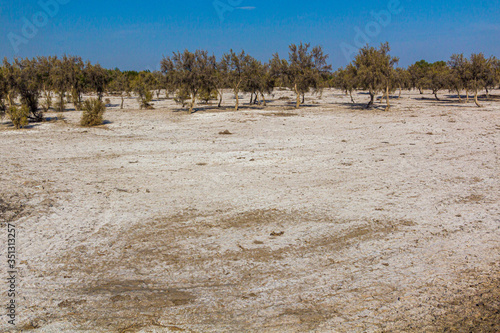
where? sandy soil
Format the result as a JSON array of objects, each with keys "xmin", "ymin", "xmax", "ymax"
[{"xmin": 0, "ymin": 89, "xmax": 499, "ymax": 332}]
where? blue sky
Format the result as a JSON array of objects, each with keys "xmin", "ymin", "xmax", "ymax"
[{"xmin": 1, "ymin": 0, "xmax": 499, "ymax": 70}]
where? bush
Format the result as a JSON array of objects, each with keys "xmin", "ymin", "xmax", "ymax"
[
  {"xmin": 80, "ymin": 98, "xmax": 105, "ymax": 127},
  {"xmin": 174, "ymin": 88, "xmax": 190, "ymax": 108},
  {"xmin": 8, "ymin": 105, "xmax": 29, "ymax": 129},
  {"xmin": 138, "ymin": 91, "xmax": 153, "ymax": 109},
  {"xmin": 199, "ymin": 89, "xmax": 218, "ymax": 104}
]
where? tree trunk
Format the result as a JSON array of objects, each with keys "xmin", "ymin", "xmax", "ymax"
[
  {"xmin": 366, "ymin": 91, "xmax": 375, "ymax": 108},
  {"xmin": 218, "ymin": 91, "xmax": 223, "ymax": 108},
  {"xmin": 419, "ymin": 87, "xmax": 423, "ymax": 95},
  {"xmin": 295, "ymin": 84, "xmax": 301, "ymax": 109},
  {"xmin": 466, "ymin": 89, "xmax": 470, "ymax": 103},
  {"xmin": 302, "ymin": 93, "xmax": 305, "ymax": 105},
  {"xmin": 434, "ymin": 91, "xmax": 440, "ymax": 101},
  {"xmin": 349, "ymin": 90, "xmax": 354, "ymax": 103},
  {"xmin": 189, "ymin": 93, "xmax": 196, "ymax": 113},
  {"xmin": 474, "ymin": 89, "xmax": 482, "ymax": 107},
  {"xmin": 385, "ymin": 85, "xmax": 390, "ymax": 111},
  {"xmin": 398, "ymin": 87, "xmax": 402, "ymax": 99},
  {"xmin": 235, "ymin": 88, "xmax": 239, "ymax": 111},
  {"xmin": 250, "ymin": 93, "xmax": 254, "ymax": 105},
  {"xmin": 59, "ymin": 93, "xmax": 65, "ymax": 112},
  {"xmin": 457, "ymin": 89, "xmax": 462, "ymax": 103},
  {"xmin": 120, "ymin": 95, "xmax": 124, "ymax": 109},
  {"xmin": 7, "ymin": 92, "xmax": 13, "ymax": 107},
  {"xmin": 485, "ymin": 87, "xmax": 489, "ymax": 99},
  {"xmin": 261, "ymin": 92, "xmax": 267, "ymax": 107}
]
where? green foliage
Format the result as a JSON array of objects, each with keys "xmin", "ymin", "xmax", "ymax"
[
  {"xmin": 85, "ymin": 61, "xmax": 109, "ymax": 100},
  {"xmin": 271, "ymin": 43, "xmax": 331, "ymax": 108},
  {"xmin": 80, "ymin": 98, "xmax": 106, "ymax": 126},
  {"xmin": 173, "ymin": 87, "xmax": 191, "ymax": 107},
  {"xmin": 162, "ymin": 50, "xmax": 216, "ymax": 112},
  {"xmin": 408, "ymin": 60, "xmax": 431, "ymax": 93},
  {"xmin": 425, "ymin": 61, "xmax": 451, "ymax": 100},
  {"xmin": 7, "ymin": 105, "xmax": 29, "ymax": 129},
  {"xmin": 333, "ymin": 64, "xmax": 357, "ymax": 102},
  {"xmin": 199, "ymin": 88, "xmax": 218, "ymax": 104},
  {"xmin": 351, "ymin": 42, "xmax": 399, "ymax": 108},
  {"xmin": 132, "ymin": 72, "xmax": 155, "ymax": 109}
]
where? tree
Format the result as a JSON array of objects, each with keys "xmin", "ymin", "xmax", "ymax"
[
  {"xmin": 221, "ymin": 50, "xmax": 251, "ymax": 111},
  {"xmin": 50, "ymin": 55, "xmax": 85, "ymax": 111},
  {"xmin": 333, "ymin": 64, "xmax": 357, "ymax": 103},
  {"xmin": 132, "ymin": 71, "xmax": 155, "ymax": 109},
  {"xmin": 394, "ymin": 67, "xmax": 411, "ymax": 99},
  {"xmin": 85, "ymin": 61, "xmax": 109, "ymax": 101},
  {"xmin": 272, "ymin": 43, "xmax": 331, "ymax": 108},
  {"xmin": 0, "ymin": 65, "xmax": 8, "ymax": 116},
  {"xmin": 243, "ymin": 57, "xmax": 273, "ymax": 106},
  {"xmin": 11, "ymin": 58, "xmax": 43, "ymax": 121},
  {"xmin": 161, "ymin": 50, "xmax": 216, "ymax": 113},
  {"xmin": 448, "ymin": 54, "xmax": 470, "ymax": 103},
  {"xmin": 469, "ymin": 53, "xmax": 491, "ymax": 107},
  {"xmin": 408, "ymin": 60, "xmax": 431, "ymax": 94},
  {"xmin": 352, "ymin": 42, "xmax": 399, "ymax": 109},
  {"xmin": 213, "ymin": 58, "xmax": 228, "ymax": 108},
  {"xmin": 36, "ymin": 56, "xmax": 56, "ymax": 112},
  {"xmin": 152, "ymin": 71, "xmax": 166, "ymax": 100},
  {"xmin": 2, "ymin": 58, "xmax": 17, "ymax": 107},
  {"xmin": 108, "ymin": 69, "xmax": 131, "ymax": 109},
  {"xmin": 484, "ymin": 56, "xmax": 499, "ymax": 98},
  {"xmin": 425, "ymin": 61, "xmax": 450, "ymax": 101},
  {"xmin": 255, "ymin": 62, "xmax": 275, "ymax": 106},
  {"xmin": 68, "ymin": 56, "xmax": 85, "ymax": 110}
]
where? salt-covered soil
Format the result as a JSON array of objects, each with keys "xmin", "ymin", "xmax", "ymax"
[{"xmin": 0, "ymin": 89, "xmax": 499, "ymax": 332}]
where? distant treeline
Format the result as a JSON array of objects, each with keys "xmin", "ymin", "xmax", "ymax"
[{"xmin": 1, "ymin": 42, "xmax": 499, "ymax": 122}]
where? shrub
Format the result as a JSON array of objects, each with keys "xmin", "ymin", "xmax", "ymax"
[
  {"xmin": 80, "ymin": 98, "xmax": 105, "ymax": 127},
  {"xmin": 199, "ymin": 89, "xmax": 218, "ymax": 104},
  {"xmin": 174, "ymin": 88, "xmax": 190, "ymax": 108},
  {"xmin": 138, "ymin": 90, "xmax": 153, "ymax": 109},
  {"xmin": 8, "ymin": 105, "xmax": 29, "ymax": 129},
  {"xmin": 105, "ymin": 98, "xmax": 111, "ymax": 105}
]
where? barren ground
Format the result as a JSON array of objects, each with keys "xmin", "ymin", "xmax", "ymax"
[{"xmin": 1, "ymin": 89, "xmax": 499, "ymax": 332}]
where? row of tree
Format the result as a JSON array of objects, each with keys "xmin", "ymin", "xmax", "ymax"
[
  {"xmin": 1, "ymin": 43, "xmax": 499, "ymax": 122},
  {"xmin": 333, "ymin": 43, "xmax": 500, "ymax": 109}
]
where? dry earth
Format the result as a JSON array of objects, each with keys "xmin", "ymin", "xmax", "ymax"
[{"xmin": 0, "ymin": 89, "xmax": 499, "ymax": 332}]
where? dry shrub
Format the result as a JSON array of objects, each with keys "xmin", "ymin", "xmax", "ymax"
[
  {"xmin": 80, "ymin": 98, "xmax": 106, "ymax": 127},
  {"xmin": 8, "ymin": 105, "xmax": 29, "ymax": 129},
  {"xmin": 139, "ymin": 91, "xmax": 154, "ymax": 109}
]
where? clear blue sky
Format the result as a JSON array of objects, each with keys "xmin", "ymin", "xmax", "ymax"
[{"xmin": 1, "ymin": 0, "xmax": 499, "ymax": 71}]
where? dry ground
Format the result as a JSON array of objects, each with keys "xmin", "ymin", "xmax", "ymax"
[{"xmin": 0, "ymin": 89, "xmax": 499, "ymax": 332}]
